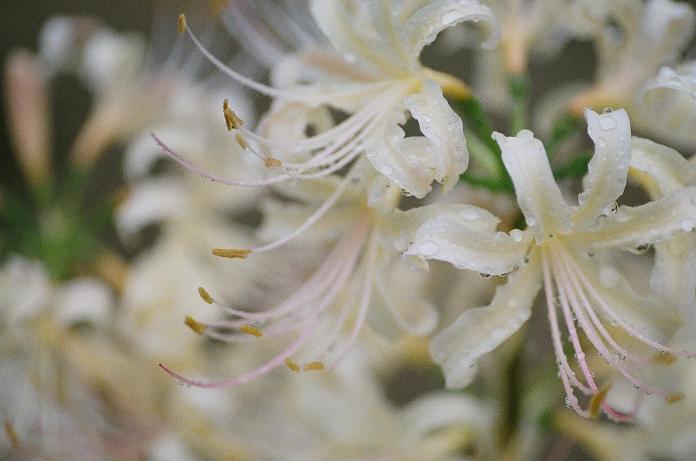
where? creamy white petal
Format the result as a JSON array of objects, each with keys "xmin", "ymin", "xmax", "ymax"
[
  {"xmin": 430, "ymin": 250, "xmax": 541, "ymax": 389},
  {"xmin": 630, "ymin": 136, "xmax": 693, "ymax": 196},
  {"xmin": 309, "ymin": 0, "xmax": 404, "ymax": 77},
  {"xmin": 573, "ymin": 108, "xmax": 631, "ymax": 226},
  {"xmin": 405, "ymin": 80, "xmax": 469, "ymax": 193},
  {"xmin": 572, "ymin": 186, "xmax": 696, "ymax": 250},
  {"xmin": 569, "ymin": 250, "xmax": 682, "ymax": 339},
  {"xmin": 401, "ymin": 393, "xmax": 493, "ymax": 439},
  {"xmin": 55, "ymin": 278, "xmax": 112, "ymax": 326},
  {"xmin": 639, "ymin": 62, "xmax": 696, "ymax": 144},
  {"xmin": 383, "ymin": 203, "xmax": 502, "ymax": 252},
  {"xmin": 651, "ymin": 236, "xmax": 696, "ymax": 320},
  {"xmin": 495, "ymin": 130, "xmax": 572, "ymax": 240},
  {"xmin": 365, "ymin": 108, "xmax": 440, "ymax": 199},
  {"xmin": 402, "ymin": 0, "xmax": 500, "ymax": 59},
  {"xmin": 116, "ymin": 179, "xmax": 187, "ymax": 238},
  {"xmin": 373, "ymin": 256, "xmax": 439, "ymax": 336},
  {"xmin": 406, "ymin": 214, "xmax": 533, "ymax": 275}
]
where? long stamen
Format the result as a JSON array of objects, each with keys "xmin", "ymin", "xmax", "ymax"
[
  {"xmin": 553, "ymin": 245, "xmax": 677, "ymax": 402},
  {"xmin": 541, "ymin": 247, "xmax": 591, "ymax": 416},
  {"xmin": 329, "ymin": 228, "xmax": 379, "ymax": 369},
  {"xmin": 561, "ymin": 247, "xmax": 696, "ymax": 359}
]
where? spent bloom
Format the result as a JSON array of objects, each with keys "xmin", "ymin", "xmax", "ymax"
[
  {"xmin": 165, "ymin": 0, "xmax": 500, "ymax": 198},
  {"xmin": 406, "ymin": 108, "xmax": 696, "ymax": 420}
]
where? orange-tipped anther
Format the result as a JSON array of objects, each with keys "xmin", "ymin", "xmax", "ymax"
[
  {"xmin": 303, "ymin": 361, "xmax": 325, "ymax": 372},
  {"xmin": 240, "ymin": 324, "xmax": 263, "ymax": 338},
  {"xmin": 198, "ymin": 286, "xmax": 214, "ymax": 304},
  {"xmin": 223, "ymin": 98, "xmax": 244, "ymax": 131},
  {"xmin": 177, "ymin": 14, "xmax": 187, "ymax": 34},
  {"xmin": 654, "ymin": 351, "xmax": 678, "ymax": 365},
  {"xmin": 589, "ymin": 384, "xmax": 612, "ymax": 419},
  {"xmin": 211, "ymin": 248, "xmax": 251, "ymax": 259},
  {"xmin": 264, "ymin": 157, "xmax": 283, "ymax": 168},
  {"xmin": 185, "ymin": 316, "xmax": 207, "ymax": 335},
  {"xmin": 666, "ymin": 393, "xmax": 685, "ymax": 404},
  {"xmin": 285, "ymin": 358, "xmax": 300, "ymax": 372}
]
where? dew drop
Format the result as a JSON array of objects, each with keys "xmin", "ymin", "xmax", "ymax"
[
  {"xmin": 381, "ymin": 166, "xmax": 394, "ymax": 176},
  {"xmin": 633, "ymin": 384, "xmax": 640, "ymax": 390},
  {"xmin": 460, "ymin": 208, "xmax": 479, "ymax": 221},
  {"xmin": 418, "ymin": 240, "xmax": 440, "ymax": 257},
  {"xmin": 601, "ymin": 201, "xmax": 618, "ymax": 216},
  {"xmin": 510, "ymin": 229, "xmax": 524, "ymax": 242},
  {"xmin": 629, "ymin": 244, "xmax": 651, "ymax": 255},
  {"xmin": 479, "ymin": 273, "xmax": 492, "ymax": 279}
]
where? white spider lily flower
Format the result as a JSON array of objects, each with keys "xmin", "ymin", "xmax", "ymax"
[
  {"xmin": 406, "ymin": 108, "xmax": 696, "ymax": 420},
  {"xmin": 638, "ymin": 62, "xmax": 696, "ymax": 147},
  {"xmin": 167, "ymin": 0, "xmax": 500, "ymax": 199},
  {"xmin": 568, "ymin": 0, "xmax": 695, "ymax": 144},
  {"xmin": 159, "ymin": 164, "xmax": 441, "ymax": 389}
]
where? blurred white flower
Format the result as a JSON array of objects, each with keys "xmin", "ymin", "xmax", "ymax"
[{"xmin": 166, "ymin": 0, "xmax": 501, "ymax": 198}]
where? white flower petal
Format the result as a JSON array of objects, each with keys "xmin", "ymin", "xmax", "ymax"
[
  {"xmin": 573, "ymin": 186, "xmax": 696, "ymax": 250},
  {"xmin": 430, "ymin": 250, "xmax": 541, "ymax": 389},
  {"xmin": 55, "ymin": 278, "xmax": 112, "ymax": 326},
  {"xmin": 630, "ymin": 136, "xmax": 693, "ymax": 196},
  {"xmin": 639, "ymin": 62, "xmax": 696, "ymax": 145},
  {"xmin": 309, "ymin": 0, "xmax": 404, "ymax": 76},
  {"xmin": 402, "ymin": 0, "xmax": 500, "ymax": 58},
  {"xmin": 116, "ymin": 179, "xmax": 187, "ymax": 238},
  {"xmin": 406, "ymin": 214, "xmax": 533, "ymax": 276},
  {"xmin": 573, "ymin": 108, "xmax": 631, "ymax": 226},
  {"xmin": 374, "ymin": 257, "xmax": 439, "ymax": 336},
  {"xmin": 401, "ymin": 393, "xmax": 493, "ymax": 439},
  {"xmin": 570, "ymin": 251, "xmax": 682, "ymax": 339},
  {"xmin": 651, "ymin": 235, "xmax": 696, "ymax": 320},
  {"xmin": 495, "ymin": 130, "xmax": 572, "ymax": 240},
  {"xmin": 405, "ymin": 80, "xmax": 469, "ymax": 192}
]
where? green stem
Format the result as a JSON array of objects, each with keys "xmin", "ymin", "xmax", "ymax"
[
  {"xmin": 509, "ymin": 74, "xmax": 529, "ymax": 134},
  {"xmin": 553, "ymin": 152, "xmax": 591, "ymax": 180},
  {"xmin": 546, "ymin": 113, "xmax": 580, "ymax": 158}
]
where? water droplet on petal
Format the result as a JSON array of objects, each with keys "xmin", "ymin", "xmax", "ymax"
[
  {"xmin": 479, "ymin": 273, "xmax": 492, "ymax": 279},
  {"xmin": 599, "ymin": 266, "xmax": 621, "ymax": 288},
  {"xmin": 510, "ymin": 229, "xmax": 524, "ymax": 242},
  {"xmin": 460, "ymin": 208, "xmax": 479, "ymax": 221},
  {"xmin": 418, "ymin": 240, "xmax": 440, "ymax": 257},
  {"xmin": 629, "ymin": 244, "xmax": 651, "ymax": 255}
]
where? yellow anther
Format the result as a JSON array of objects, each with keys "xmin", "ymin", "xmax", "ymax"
[
  {"xmin": 211, "ymin": 248, "xmax": 251, "ymax": 259},
  {"xmin": 4, "ymin": 421, "xmax": 19, "ymax": 449},
  {"xmin": 423, "ymin": 68, "xmax": 472, "ymax": 100},
  {"xmin": 589, "ymin": 384, "xmax": 612, "ymax": 419},
  {"xmin": 653, "ymin": 351, "xmax": 677, "ymax": 365},
  {"xmin": 666, "ymin": 393, "xmax": 685, "ymax": 404},
  {"xmin": 285, "ymin": 358, "xmax": 300, "ymax": 372},
  {"xmin": 185, "ymin": 316, "xmax": 207, "ymax": 335},
  {"xmin": 198, "ymin": 286, "xmax": 214, "ymax": 304},
  {"xmin": 240, "ymin": 324, "xmax": 263, "ymax": 338},
  {"xmin": 303, "ymin": 361, "xmax": 325, "ymax": 372},
  {"xmin": 223, "ymin": 98, "xmax": 244, "ymax": 131},
  {"xmin": 235, "ymin": 133, "xmax": 249, "ymax": 150},
  {"xmin": 177, "ymin": 14, "xmax": 187, "ymax": 35},
  {"xmin": 264, "ymin": 157, "xmax": 283, "ymax": 168}
]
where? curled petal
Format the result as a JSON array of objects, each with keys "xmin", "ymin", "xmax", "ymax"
[
  {"xmin": 402, "ymin": 0, "xmax": 500, "ymax": 57},
  {"xmin": 406, "ymin": 214, "xmax": 533, "ymax": 276},
  {"xmin": 639, "ymin": 62, "xmax": 696, "ymax": 146},
  {"xmin": 573, "ymin": 108, "xmax": 631, "ymax": 226},
  {"xmin": 494, "ymin": 130, "xmax": 571, "ymax": 240},
  {"xmin": 401, "ymin": 393, "xmax": 493, "ymax": 439},
  {"xmin": 116, "ymin": 180, "xmax": 187, "ymax": 238},
  {"xmin": 573, "ymin": 186, "xmax": 696, "ymax": 250},
  {"xmin": 630, "ymin": 136, "xmax": 693, "ymax": 196},
  {"xmin": 430, "ymin": 250, "xmax": 541, "ymax": 389},
  {"xmin": 406, "ymin": 80, "xmax": 469, "ymax": 193},
  {"xmin": 365, "ymin": 84, "xmax": 468, "ymax": 198}
]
